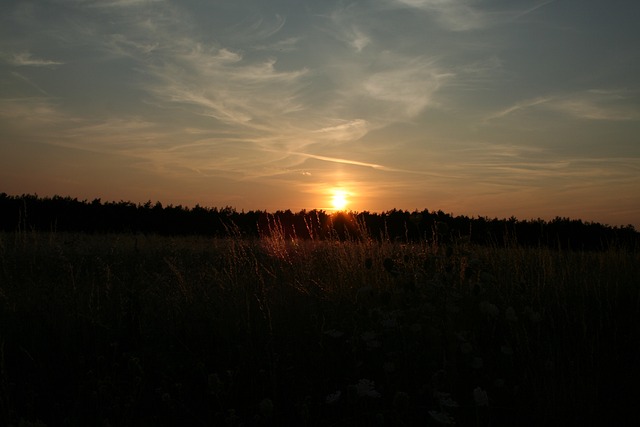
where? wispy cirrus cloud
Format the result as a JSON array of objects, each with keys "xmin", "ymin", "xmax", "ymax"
[
  {"xmin": 5, "ymin": 52, "xmax": 63, "ymax": 67},
  {"xmin": 364, "ymin": 61, "xmax": 453, "ymax": 118},
  {"xmin": 546, "ymin": 90, "xmax": 640, "ymax": 121},
  {"xmin": 486, "ymin": 89, "xmax": 640, "ymax": 122},
  {"xmin": 388, "ymin": 0, "xmax": 556, "ymax": 31},
  {"xmin": 252, "ymin": 37, "xmax": 301, "ymax": 53},
  {"xmin": 313, "ymin": 119, "xmax": 370, "ymax": 141},
  {"xmin": 145, "ymin": 46, "xmax": 309, "ymax": 131},
  {"xmin": 392, "ymin": 0, "xmax": 487, "ymax": 31},
  {"xmin": 484, "ymin": 97, "xmax": 552, "ymax": 121},
  {"xmin": 85, "ymin": 0, "xmax": 164, "ymax": 8}
]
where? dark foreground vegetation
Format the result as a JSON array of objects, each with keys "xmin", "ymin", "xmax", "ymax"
[
  {"xmin": 1, "ymin": 193, "xmax": 638, "ymax": 250},
  {"xmin": 1, "ymin": 227, "xmax": 639, "ymax": 426},
  {"xmin": 1, "ymin": 193, "xmax": 639, "ymax": 425}
]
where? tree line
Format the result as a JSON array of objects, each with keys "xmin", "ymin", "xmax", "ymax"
[{"xmin": 1, "ymin": 193, "xmax": 637, "ymax": 250}]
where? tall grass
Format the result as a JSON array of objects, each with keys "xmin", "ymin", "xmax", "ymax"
[{"xmin": 0, "ymin": 228, "xmax": 638, "ymax": 426}]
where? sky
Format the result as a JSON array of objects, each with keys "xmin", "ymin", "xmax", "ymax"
[{"xmin": 1, "ymin": 0, "xmax": 639, "ymax": 227}]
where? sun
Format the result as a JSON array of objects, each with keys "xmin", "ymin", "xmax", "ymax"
[{"xmin": 330, "ymin": 189, "xmax": 349, "ymax": 211}]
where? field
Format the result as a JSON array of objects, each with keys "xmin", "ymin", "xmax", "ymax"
[{"xmin": 1, "ymin": 229, "xmax": 639, "ymax": 426}]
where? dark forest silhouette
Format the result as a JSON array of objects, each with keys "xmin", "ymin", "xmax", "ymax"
[{"xmin": 1, "ymin": 193, "xmax": 637, "ymax": 250}]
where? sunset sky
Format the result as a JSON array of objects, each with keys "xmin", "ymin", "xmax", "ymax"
[{"xmin": 1, "ymin": 0, "xmax": 639, "ymax": 226}]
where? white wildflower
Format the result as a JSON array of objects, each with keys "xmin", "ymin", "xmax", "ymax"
[
  {"xmin": 324, "ymin": 329, "xmax": 344, "ymax": 338},
  {"xmin": 479, "ymin": 301, "xmax": 499, "ymax": 318},
  {"xmin": 472, "ymin": 357, "xmax": 483, "ymax": 369},
  {"xmin": 501, "ymin": 344, "xmax": 514, "ymax": 356},
  {"xmin": 460, "ymin": 342, "xmax": 473, "ymax": 354},
  {"xmin": 356, "ymin": 379, "xmax": 381, "ymax": 398},
  {"xmin": 360, "ymin": 331, "xmax": 377, "ymax": 342},
  {"xmin": 473, "ymin": 387, "xmax": 489, "ymax": 406},
  {"xmin": 366, "ymin": 339, "xmax": 382, "ymax": 349},
  {"xmin": 435, "ymin": 392, "xmax": 459, "ymax": 408},
  {"xmin": 429, "ymin": 410, "xmax": 455, "ymax": 424},
  {"xmin": 529, "ymin": 311, "xmax": 541, "ymax": 323},
  {"xmin": 325, "ymin": 390, "xmax": 342, "ymax": 404},
  {"xmin": 381, "ymin": 317, "xmax": 397, "ymax": 330}
]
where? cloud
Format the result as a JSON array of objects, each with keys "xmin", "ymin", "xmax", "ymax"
[
  {"xmin": 329, "ymin": 22, "xmax": 371, "ymax": 52},
  {"xmin": 484, "ymin": 97, "xmax": 552, "ymax": 121},
  {"xmin": 313, "ymin": 119, "xmax": 369, "ymax": 141},
  {"xmin": 10, "ymin": 72, "xmax": 50, "ymax": 95},
  {"xmin": 363, "ymin": 61, "xmax": 452, "ymax": 118},
  {"xmin": 86, "ymin": 0, "xmax": 164, "ymax": 8},
  {"xmin": 389, "ymin": 0, "xmax": 488, "ymax": 31},
  {"xmin": 245, "ymin": 14, "xmax": 287, "ymax": 40},
  {"xmin": 486, "ymin": 90, "xmax": 640, "ymax": 122},
  {"xmin": 348, "ymin": 28, "xmax": 371, "ymax": 52},
  {"xmin": 0, "ymin": 98, "xmax": 68, "ymax": 125},
  {"xmin": 388, "ymin": 0, "xmax": 557, "ymax": 31},
  {"xmin": 546, "ymin": 90, "xmax": 640, "ymax": 121},
  {"xmin": 81, "ymin": 2, "xmax": 310, "ymax": 139},
  {"xmin": 146, "ymin": 46, "xmax": 309, "ymax": 130},
  {"xmin": 253, "ymin": 37, "xmax": 301, "ymax": 52},
  {"xmin": 511, "ymin": 0, "xmax": 557, "ymax": 20},
  {"xmin": 6, "ymin": 52, "xmax": 63, "ymax": 67},
  {"xmin": 290, "ymin": 152, "xmax": 386, "ymax": 170}
]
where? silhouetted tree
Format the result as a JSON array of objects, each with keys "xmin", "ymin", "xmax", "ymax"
[{"xmin": 0, "ymin": 193, "xmax": 637, "ymax": 251}]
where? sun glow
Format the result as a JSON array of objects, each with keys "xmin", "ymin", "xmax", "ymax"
[{"xmin": 330, "ymin": 189, "xmax": 349, "ymax": 211}]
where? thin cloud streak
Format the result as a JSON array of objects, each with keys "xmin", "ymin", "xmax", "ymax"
[
  {"xmin": 484, "ymin": 97, "xmax": 552, "ymax": 121},
  {"xmin": 10, "ymin": 72, "xmax": 50, "ymax": 95},
  {"xmin": 388, "ymin": 0, "xmax": 558, "ymax": 31},
  {"xmin": 287, "ymin": 151, "xmax": 466, "ymax": 180},
  {"xmin": 485, "ymin": 90, "xmax": 640, "ymax": 122},
  {"xmin": 6, "ymin": 52, "xmax": 63, "ymax": 67},
  {"xmin": 512, "ymin": 0, "xmax": 557, "ymax": 20}
]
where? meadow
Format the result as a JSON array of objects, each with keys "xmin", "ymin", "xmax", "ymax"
[{"xmin": 0, "ymin": 227, "xmax": 638, "ymax": 426}]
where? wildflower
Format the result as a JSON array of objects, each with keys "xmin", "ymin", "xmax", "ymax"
[
  {"xmin": 473, "ymin": 387, "xmax": 489, "ymax": 406},
  {"xmin": 472, "ymin": 357, "xmax": 483, "ymax": 369},
  {"xmin": 381, "ymin": 317, "xmax": 397, "ymax": 330},
  {"xmin": 383, "ymin": 257, "xmax": 397, "ymax": 275},
  {"xmin": 501, "ymin": 344, "xmax": 514, "ymax": 356},
  {"xmin": 524, "ymin": 306, "xmax": 542, "ymax": 323},
  {"xmin": 259, "ymin": 398, "xmax": 274, "ymax": 418},
  {"xmin": 479, "ymin": 301, "xmax": 499, "ymax": 318},
  {"xmin": 208, "ymin": 373, "xmax": 223, "ymax": 394},
  {"xmin": 356, "ymin": 286, "xmax": 374, "ymax": 302},
  {"xmin": 505, "ymin": 306, "xmax": 518, "ymax": 322},
  {"xmin": 383, "ymin": 361, "xmax": 396, "ymax": 373},
  {"xmin": 356, "ymin": 379, "xmax": 381, "ymax": 398},
  {"xmin": 429, "ymin": 410, "xmax": 455, "ymax": 425},
  {"xmin": 446, "ymin": 303, "xmax": 460, "ymax": 314},
  {"xmin": 544, "ymin": 359, "xmax": 555, "ymax": 371},
  {"xmin": 460, "ymin": 341, "xmax": 473, "ymax": 354},
  {"xmin": 361, "ymin": 331, "xmax": 382, "ymax": 349},
  {"xmin": 410, "ymin": 323, "xmax": 422, "ymax": 333},
  {"xmin": 325, "ymin": 390, "xmax": 342, "ymax": 404},
  {"xmin": 479, "ymin": 271, "xmax": 495, "ymax": 284},
  {"xmin": 367, "ymin": 339, "xmax": 382, "ymax": 349},
  {"xmin": 324, "ymin": 329, "xmax": 344, "ymax": 338},
  {"xmin": 361, "ymin": 331, "xmax": 377, "ymax": 342},
  {"xmin": 435, "ymin": 392, "xmax": 459, "ymax": 409},
  {"xmin": 393, "ymin": 391, "xmax": 410, "ymax": 411},
  {"xmin": 365, "ymin": 257, "xmax": 373, "ymax": 269}
]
